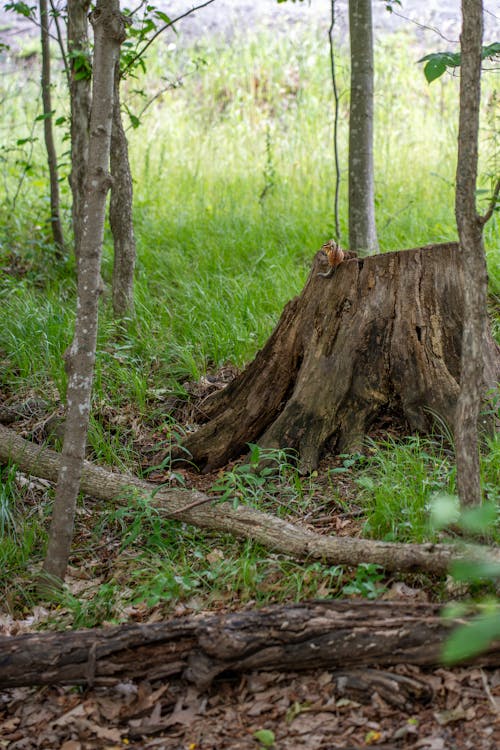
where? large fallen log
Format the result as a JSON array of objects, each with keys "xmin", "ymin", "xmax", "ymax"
[
  {"xmin": 1, "ymin": 600, "xmax": 500, "ymax": 690},
  {"xmin": 1, "ymin": 424, "xmax": 499, "ymax": 576}
]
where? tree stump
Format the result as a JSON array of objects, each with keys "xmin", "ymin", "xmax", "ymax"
[{"xmin": 182, "ymin": 242, "xmax": 500, "ymax": 473}]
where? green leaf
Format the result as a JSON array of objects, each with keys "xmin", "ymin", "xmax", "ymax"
[
  {"xmin": 35, "ymin": 111, "xmax": 55, "ymax": 121},
  {"xmin": 423, "ymin": 57, "xmax": 448, "ymax": 83},
  {"xmin": 442, "ymin": 611, "xmax": 500, "ymax": 664},
  {"xmin": 128, "ymin": 112, "xmax": 141, "ymax": 129},
  {"xmin": 253, "ymin": 729, "xmax": 275, "ymax": 747},
  {"xmin": 458, "ymin": 502, "xmax": 498, "ymax": 534},
  {"xmin": 4, "ymin": 2, "xmax": 35, "ymax": 18},
  {"xmin": 247, "ymin": 442, "xmax": 261, "ymax": 465},
  {"xmin": 450, "ymin": 559, "xmax": 500, "ymax": 582},
  {"xmin": 481, "ymin": 41, "xmax": 500, "ymax": 60},
  {"xmin": 429, "ymin": 492, "xmax": 460, "ymax": 529},
  {"xmin": 154, "ymin": 10, "xmax": 172, "ymax": 24}
]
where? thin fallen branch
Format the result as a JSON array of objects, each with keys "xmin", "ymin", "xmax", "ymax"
[
  {"xmin": 1, "ymin": 600, "xmax": 500, "ymax": 689},
  {"xmin": 1, "ymin": 423, "xmax": 499, "ymax": 576}
]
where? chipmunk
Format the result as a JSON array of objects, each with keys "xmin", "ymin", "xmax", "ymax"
[{"xmin": 317, "ymin": 240, "xmax": 357, "ymax": 278}]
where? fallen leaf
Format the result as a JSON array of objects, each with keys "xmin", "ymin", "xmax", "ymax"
[
  {"xmin": 434, "ymin": 706, "xmax": 467, "ymax": 725},
  {"xmin": 60, "ymin": 741, "xmax": 82, "ymax": 750},
  {"xmin": 415, "ymin": 737, "xmax": 446, "ymax": 749}
]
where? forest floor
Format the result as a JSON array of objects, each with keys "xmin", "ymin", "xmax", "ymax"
[
  {"xmin": 2, "ymin": 663, "xmax": 500, "ymax": 749},
  {"xmin": 1, "ymin": 390, "xmax": 500, "ymax": 749}
]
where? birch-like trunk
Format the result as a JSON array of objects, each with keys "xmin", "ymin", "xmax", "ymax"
[
  {"xmin": 42, "ymin": 0, "xmax": 126, "ymax": 582},
  {"xmin": 110, "ymin": 60, "xmax": 136, "ymax": 317},
  {"xmin": 39, "ymin": 0, "xmax": 65, "ymax": 252},
  {"xmin": 348, "ymin": 0, "xmax": 378, "ymax": 254},
  {"xmin": 67, "ymin": 0, "xmax": 91, "ymax": 262},
  {"xmin": 454, "ymin": 1, "xmax": 489, "ymax": 505}
]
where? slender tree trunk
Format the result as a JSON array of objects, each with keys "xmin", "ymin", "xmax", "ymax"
[
  {"xmin": 67, "ymin": 0, "xmax": 91, "ymax": 262},
  {"xmin": 348, "ymin": 0, "xmax": 378, "ymax": 253},
  {"xmin": 110, "ymin": 60, "xmax": 136, "ymax": 317},
  {"xmin": 42, "ymin": 0, "xmax": 126, "ymax": 583},
  {"xmin": 454, "ymin": 1, "xmax": 489, "ymax": 506},
  {"xmin": 39, "ymin": 0, "xmax": 65, "ymax": 252},
  {"xmin": 328, "ymin": 0, "xmax": 341, "ymax": 240}
]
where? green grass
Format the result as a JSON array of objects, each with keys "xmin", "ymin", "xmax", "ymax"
[
  {"xmin": 1, "ymin": 28, "xmax": 498, "ymax": 397},
  {"xmin": 0, "ymin": 25, "xmax": 499, "ymax": 625},
  {"xmin": 358, "ymin": 433, "xmax": 499, "ymax": 544}
]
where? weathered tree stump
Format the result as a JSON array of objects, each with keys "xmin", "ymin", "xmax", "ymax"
[{"xmin": 182, "ymin": 243, "xmax": 500, "ymax": 472}]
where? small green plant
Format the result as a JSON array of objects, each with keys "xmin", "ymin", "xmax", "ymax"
[
  {"xmin": 342, "ymin": 563, "xmax": 385, "ymax": 599},
  {"xmin": 52, "ymin": 582, "xmax": 121, "ymax": 629},
  {"xmin": 209, "ymin": 444, "xmax": 303, "ymax": 513},
  {"xmin": 253, "ymin": 728, "xmax": 276, "ymax": 749}
]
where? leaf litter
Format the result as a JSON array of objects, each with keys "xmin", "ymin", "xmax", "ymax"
[{"xmin": 1, "ymin": 666, "xmax": 499, "ymax": 749}]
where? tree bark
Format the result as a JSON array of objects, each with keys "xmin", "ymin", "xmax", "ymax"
[
  {"xmin": 67, "ymin": 0, "xmax": 91, "ymax": 262},
  {"xmin": 179, "ymin": 243, "xmax": 500, "ymax": 474},
  {"xmin": 39, "ymin": 0, "xmax": 65, "ymax": 252},
  {"xmin": 42, "ymin": 0, "xmax": 126, "ymax": 583},
  {"xmin": 348, "ymin": 0, "xmax": 378, "ymax": 253},
  {"xmin": 110, "ymin": 59, "xmax": 136, "ymax": 318},
  {"xmin": 454, "ymin": 1, "xmax": 489, "ymax": 506},
  {"xmin": 2, "ymin": 424, "xmax": 500, "ymax": 578},
  {"xmin": 1, "ymin": 601, "xmax": 500, "ymax": 690}
]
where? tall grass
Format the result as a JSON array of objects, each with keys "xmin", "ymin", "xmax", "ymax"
[{"xmin": 1, "ymin": 28, "xmax": 498, "ymax": 401}]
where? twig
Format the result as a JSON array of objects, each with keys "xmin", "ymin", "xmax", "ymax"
[
  {"xmin": 478, "ymin": 178, "xmax": 500, "ymax": 225},
  {"xmin": 328, "ymin": 0, "xmax": 341, "ymax": 240},
  {"xmin": 48, "ymin": 0, "xmax": 70, "ymax": 86},
  {"xmin": 388, "ymin": 8, "xmax": 457, "ymax": 44},
  {"xmin": 124, "ymin": 77, "xmax": 184, "ymax": 131},
  {"xmin": 480, "ymin": 669, "xmax": 500, "ymax": 713},
  {"xmin": 122, "ymin": 0, "xmax": 218, "ymax": 77},
  {"xmin": 167, "ymin": 493, "xmax": 220, "ymax": 515}
]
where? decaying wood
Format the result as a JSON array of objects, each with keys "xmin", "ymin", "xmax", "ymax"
[
  {"xmin": 1, "ymin": 601, "xmax": 499, "ymax": 690},
  {"xmin": 180, "ymin": 243, "xmax": 500, "ymax": 473},
  {"xmin": 1, "ymin": 424, "xmax": 500, "ymax": 578},
  {"xmin": 332, "ymin": 668, "xmax": 433, "ymax": 710}
]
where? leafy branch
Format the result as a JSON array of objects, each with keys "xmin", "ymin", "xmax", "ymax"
[{"xmin": 419, "ymin": 41, "xmax": 500, "ymax": 83}]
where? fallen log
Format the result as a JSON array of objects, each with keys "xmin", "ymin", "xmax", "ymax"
[
  {"xmin": 1, "ymin": 424, "xmax": 499, "ymax": 577},
  {"xmin": 1, "ymin": 600, "xmax": 500, "ymax": 690}
]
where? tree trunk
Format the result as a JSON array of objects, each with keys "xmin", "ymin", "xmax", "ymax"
[
  {"xmin": 67, "ymin": 0, "xmax": 91, "ymax": 262},
  {"xmin": 39, "ymin": 0, "xmax": 65, "ymax": 252},
  {"xmin": 110, "ymin": 60, "xmax": 136, "ymax": 317},
  {"xmin": 348, "ymin": 0, "xmax": 378, "ymax": 253},
  {"xmin": 180, "ymin": 243, "xmax": 500, "ymax": 474},
  {"xmin": 42, "ymin": 0, "xmax": 126, "ymax": 583},
  {"xmin": 2, "ymin": 424, "xmax": 500, "ymax": 578},
  {"xmin": 1, "ymin": 600, "xmax": 500, "ymax": 690},
  {"xmin": 454, "ymin": 1, "xmax": 489, "ymax": 506}
]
